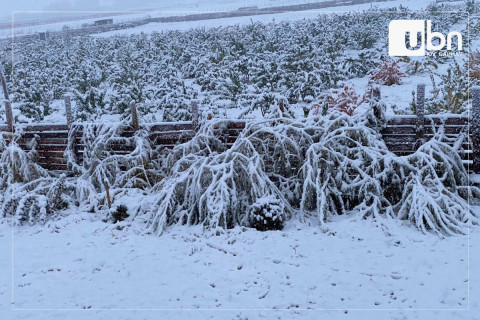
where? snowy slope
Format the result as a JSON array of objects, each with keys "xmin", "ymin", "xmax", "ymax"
[{"xmin": 1, "ymin": 214, "xmax": 479, "ymax": 320}]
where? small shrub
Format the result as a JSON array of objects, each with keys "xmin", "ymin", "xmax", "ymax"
[
  {"xmin": 352, "ymin": 29, "xmax": 377, "ymax": 49},
  {"xmin": 404, "ymin": 57, "xmax": 438, "ymax": 75},
  {"xmin": 426, "ymin": 62, "xmax": 469, "ymax": 113},
  {"xmin": 468, "ymin": 50, "xmax": 480, "ymax": 81},
  {"xmin": 466, "ymin": 0, "xmax": 477, "ymax": 14},
  {"xmin": 369, "ymin": 58, "xmax": 405, "ymax": 86},
  {"xmin": 311, "ymin": 84, "xmax": 366, "ymax": 116},
  {"xmin": 112, "ymin": 205, "xmax": 129, "ymax": 223},
  {"xmin": 249, "ymin": 195, "xmax": 285, "ymax": 231},
  {"xmin": 19, "ymin": 102, "xmax": 43, "ymax": 122}
]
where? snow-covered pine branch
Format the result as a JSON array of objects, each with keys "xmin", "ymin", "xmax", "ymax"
[
  {"xmin": 0, "ymin": 134, "xmax": 75, "ymax": 224},
  {"xmin": 143, "ymin": 120, "xmax": 289, "ymax": 236},
  {"xmin": 67, "ymin": 121, "xmax": 163, "ymax": 212},
  {"xmin": 140, "ymin": 110, "xmax": 478, "ymax": 236}
]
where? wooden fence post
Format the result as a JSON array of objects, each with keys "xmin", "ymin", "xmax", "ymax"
[
  {"xmin": 372, "ymin": 85, "xmax": 381, "ymax": 102},
  {"xmin": 0, "ymin": 64, "xmax": 12, "ymax": 133},
  {"xmin": 371, "ymin": 85, "xmax": 382, "ymax": 120},
  {"xmin": 191, "ymin": 100, "xmax": 199, "ymax": 129},
  {"xmin": 0, "ymin": 64, "xmax": 9, "ymax": 101},
  {"xmin": 130, "ymin": 100, "xmax": 139, "ymax": 131},
  {"xmin": 64, "ymin": 94, "xmax": 73, "ymax": 126},
  {"xmin": 416, "ymin": 83, "xmax": 425, "ymax": 141},
  {"xmin": 472, "ymin": 86, "xmax": 480, "ymax": 173},
  {"xmin": 4, "ymin": 100, "xmax": 13, "ymax": 133},
  {"xmin": 104, "ymin": 180, "xmax": 112, "ymax": 209}
]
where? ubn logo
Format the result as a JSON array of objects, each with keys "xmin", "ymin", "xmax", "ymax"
[{"xmin": 388, "ymin": 20, "xmax": 462, "ymax": 56}]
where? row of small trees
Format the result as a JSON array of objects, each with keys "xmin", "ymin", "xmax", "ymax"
[{"xmin": 0, "ymin": 7, "xmax": 476, "ymax": 123}]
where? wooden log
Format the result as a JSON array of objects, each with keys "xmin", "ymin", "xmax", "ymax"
[
  {"xmin": 27, "ymin": 137, "xmax": 68, "ymax": 145},
  {"xmin": 36, "ymin": 150, "xmax": 66, "ymax": 158},
  {"xmin": 37, "ymin": 156, "xmax": 67, "ymax": 164},
  {"xmin": 149, "ymin": 123, "xmax": 195, "ymax": 132},
  {"xmin": 104, "ymin": 180, "xmax": 112, "ymax": 209},
  {"xmin": 19, "ymin": 124, "xmax": 69, "ymax": 132},
  {"xmin": 130, "ymin": 101, "xmax": 139, "ymax": 131},
  {"xmin": 20, "ymin": 131, "xmax": 69, "ymax": 139},
  {"xmin": 36, "ymin": 163, "xmax": 68, "ymax": 171},
  {"xmin": 34, "ymin": 144, "xmax": 68, "ymax": 151},
  {"xmin": 381, "ymin": 125, "xmax": 469, "ymax": 135},
  {"xmin": 371, "ymin": 85, "xmax": 383, "ymax": 120},
  {"xmin": 416, "ymin": 83, "xmax": 425, "ymax": 141},
  {"xmin": 0, "ymin": 63, "xmax": 9, "ymax": 101},
  {"xmin": 472, "ymin": 86, "xmax": 480, "ymax": 173},
  {"xmin": 64, "ymin": 94, "xmax": 73, "ymax": 126},
  {"xmin": 386, "ymin": 116, "xmax": 468, "ymax": 126},
  {"xmin": 191, "ymin": 100, "xmax": 199, "ymax": 129},
  {"xmin": 4, "ymin": 100, "xmax": 13, "ymax": 133}
]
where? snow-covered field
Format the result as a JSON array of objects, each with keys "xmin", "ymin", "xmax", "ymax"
[
  {"xmin": 1, "ymin": 0, "xmax": 451, "ymax": 39},
  {"xmin": 1, "ymin": 214, "xmax": 479, "ymax": 320},
  {"xmin": 95, "ymin": 0, "xmax": 461, "ymax": 36}
]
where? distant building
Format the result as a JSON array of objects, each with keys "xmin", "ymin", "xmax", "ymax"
[
  {"xmin": 38, "ymin": 31, "xmax": 50, "ymax": 41},
  {"xmin": 94, "ymin": 19, "xmax": 113, "ymax": 26}
]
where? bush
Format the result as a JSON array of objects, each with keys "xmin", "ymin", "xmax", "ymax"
[
  {"xmin": 426, "ymin": 61, "xmax": 470, "ymax": 113},
  {"xmin": 249, "ymin": 195, "xmax": 285, "ymax": 231},
  {"xmin": 143, "ymin": 120, "xmax": 288, "ymax": 235},
  {"xmin": 468, "ymin": 50, "xmax": 480, "ymax": 81},
  {"xmin": 311, "ymin": 84, "xmax": 366, "ymax": 116},
  {"xmin": 0, "ymin": 140, "xmax": 75, "ymax": 224},
  {"xmin": 112, "ymin": 205, "xmax": 129, "ymax": 223},
  {"xmin": 19, "ymin": 102, "xmax": 43, "ymax": 122},
  {"xmin": 404, "ymin": 57, "xmax": 438, "ymax": 75},
  {"xmin": 140, "ymin": 114, "xmax": 479, "ymax": 236},
  {"xmin": 369, "ymin": 58, "xmax": 405, "ymax": 86}
]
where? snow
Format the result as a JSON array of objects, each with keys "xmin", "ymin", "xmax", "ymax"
[
  {"xmin": 93, "ymin": 0, "xmax": 440, "ymax": 38},
  {"xmin": 472, "ymin": 174, "xmax": 480, "ymax": 184},
  {"xmin": 1, "ymin": 213, "xmax": 479, "ymax": 320},
  {"xmin": 0, "ymin": 1, "xmax": 478, "ymax": 319},
  {"xmin": 1, "ymin": 0, "xmax": 440, "ymax": 39}
]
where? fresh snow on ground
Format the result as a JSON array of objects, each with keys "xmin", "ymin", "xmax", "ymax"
[
  {"xmin": 1, "ymin": 213, "xmax": 479, "ymax": 320},
  {"xmin": 94, "ymin": 0, "xmax": 443, "ymax": 38},
  {"xmin": 2, "ymin": 0, "xmax": 441, "ymax": 39}
]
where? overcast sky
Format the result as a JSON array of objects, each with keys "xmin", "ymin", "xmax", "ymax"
[{"xmin": 0, "ymin": 0, "xmax": 158, "ymax": 21}]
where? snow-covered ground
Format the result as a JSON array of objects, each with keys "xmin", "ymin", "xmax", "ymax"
[
  {"xmin": 1, "ymin": 214, "xmax": 479, "ymax": 320},
  {"xmin": 94, "ymin": 0, "xmax": 447, "ymax": 38}
]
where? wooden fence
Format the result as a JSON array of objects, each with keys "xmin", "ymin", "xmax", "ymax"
[{"xmin": 1, "ymin": 86, "xmax": 479, "ymax": 174}]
